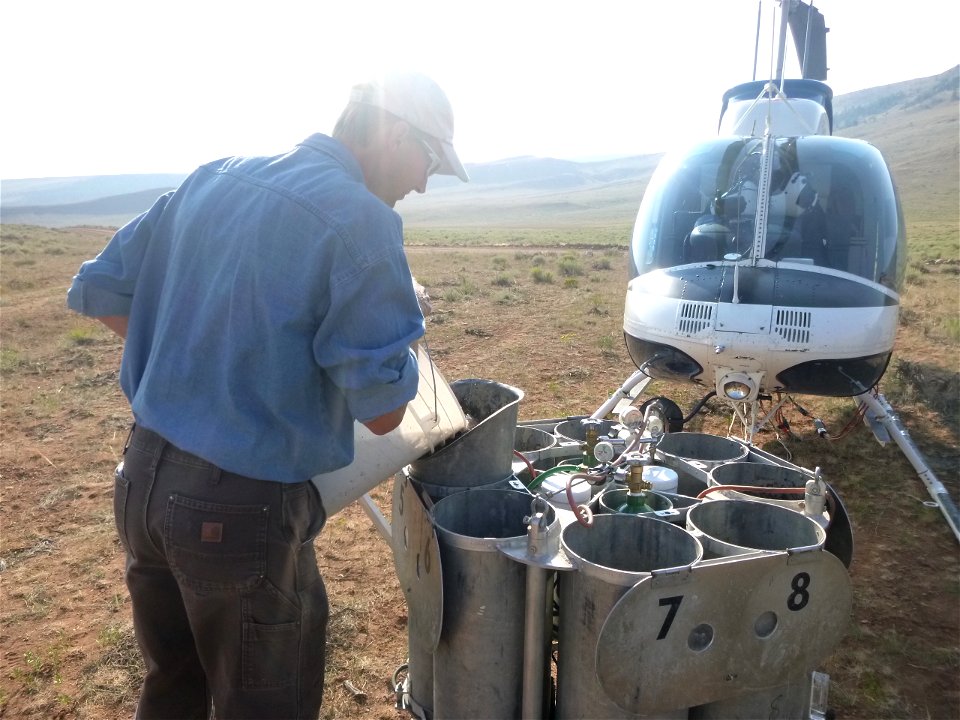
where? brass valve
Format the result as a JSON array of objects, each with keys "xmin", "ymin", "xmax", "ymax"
[{"xmin": 626, "ymin": 458, "xmax": 652, "ymax": 494}]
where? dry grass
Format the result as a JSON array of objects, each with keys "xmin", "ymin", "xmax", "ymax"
[{"xmin": 1, "ymin": 222, "xmax": 957, "ymax": 719}]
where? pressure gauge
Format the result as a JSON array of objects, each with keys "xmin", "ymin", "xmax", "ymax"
[
  {"xmin": 593, "ymin": 440, "xmax": 616, "ymax": 464},
  {"xmin": 618, "ymin": 405, "xmax": 643, "ymax": 429}
]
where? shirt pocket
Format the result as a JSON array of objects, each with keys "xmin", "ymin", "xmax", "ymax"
[{"xmin": 164, "ymin": 495, "xmax": 268, "ymax": 592}]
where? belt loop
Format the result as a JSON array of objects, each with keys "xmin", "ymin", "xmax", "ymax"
[
  {"xmin": 209, "ymin": 466, "xmax": 223, "ymax": 485},
  {"xmin": 153, "ymin": 437, "xmax": 168, "ymax": 463},
  {"xmin": 147, "ymin": 433, "xmax": 167, "ymax": 478}
]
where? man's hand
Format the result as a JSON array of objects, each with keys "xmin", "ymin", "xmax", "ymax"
[{"xmin": 412, "ymin": 278, "xmax": 432, "ymax": 317}]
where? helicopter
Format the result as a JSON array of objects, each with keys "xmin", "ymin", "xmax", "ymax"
[
  {"xmin": 617, "ymin": 0, "xmax": 958, "ymax": 538},
  {"xmin": 623, "ymin": 0, "xmax": 901, "ymax": 427}
]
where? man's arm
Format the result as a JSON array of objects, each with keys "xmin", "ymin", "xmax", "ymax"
[
  {"xmin": 362, "ymin": 404, "xmax": 407, "ymax": 436},
  {"xmin": 98, "ymin": 315, "xmax": 129, "ymax": 339}
]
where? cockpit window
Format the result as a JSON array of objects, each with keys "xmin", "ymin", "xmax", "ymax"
[{"xmin": 629, "ymin": 135, "xmax": 905, "ymax": 290}]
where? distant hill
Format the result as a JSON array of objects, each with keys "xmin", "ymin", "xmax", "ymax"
[
  {"xmin": 400, "ymin": 154, "xmax": 663, "ymax": 228},
  {"xmin": 834, "ymin": 65, "xmax": 959, "ymax": 223},
  {"xmin": 0, "ymin": 154, "xmax": 666, "ymax": 229},
  {"xmin": 0, "ymin": 187, "xmax": 177, "ymax": 229},
  {"xmin": 2, "ymin": 66, "xmax": 956, "ymax": 230},
  {"xmin": 833, "ymin": 66, "xmax": 958, "ymax": 130},
  {"xmin": 1, "ymin": 174, "xmax": 186, "ymax": 208},
  {"xmin": 407, "ymin": 66, "xmax": 959, "ymax": 229}
]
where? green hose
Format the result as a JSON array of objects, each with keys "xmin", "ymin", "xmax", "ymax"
[{"xmin": 526, "ymin": 463, "xmax": 583, "ymax": 490}]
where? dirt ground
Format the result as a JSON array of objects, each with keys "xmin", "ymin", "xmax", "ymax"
[{"xmin": 1, "ymin": 228, "xmax": 957, "ymax": 719}]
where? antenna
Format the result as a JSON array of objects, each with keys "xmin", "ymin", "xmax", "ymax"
[
  {"xmin": 752, "ymin": 1, "xmax": 762, "ymax": 81},
  {"xmin": 774, "ymin": 0, "xmax": 794, "ymax": 89},
  {"xmin": 801, "ymin": 0, "xmax": 814, "ymax": 77},
  {"xmin": 751, "ymin": 130, "xmax": 775, "ymax": 263}
]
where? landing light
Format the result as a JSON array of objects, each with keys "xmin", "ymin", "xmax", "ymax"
[
  {"xmin": 723, "ymin": 381, "xmax": 753, "ymax": 401},
  {"xmin": 717, "ymin": 371, "xmax": 758, "ymax": 402}
]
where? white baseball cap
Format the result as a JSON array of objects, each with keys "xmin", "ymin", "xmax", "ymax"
[{"xmin": 350, "ymin": 72, "xmax": 469, "ymax": 182}]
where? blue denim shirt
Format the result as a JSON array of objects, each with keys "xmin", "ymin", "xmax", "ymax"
[{"xmin": 67, "ymin": 134, "xmax": 424, "ymax": 482}]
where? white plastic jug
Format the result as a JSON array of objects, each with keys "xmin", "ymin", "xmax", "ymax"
[
  {"xmin": 311, "ymin": 344, "xmax": 467, "ymax": 516},
  {"xmin": 643, "ymin": 465, "xmax": 679, "ymax": 494},
  {"xmin": 540, "ymin": 471, "xmax": 592, "ymax": 511}
]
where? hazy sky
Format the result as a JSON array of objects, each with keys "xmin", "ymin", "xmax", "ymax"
[{"xmin": 2, "ymin": 0, "xmax": 957, "ymax": 179}]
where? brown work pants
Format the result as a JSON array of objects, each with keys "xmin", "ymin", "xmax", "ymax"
[{"xmin": 115, "ymin": 425, "xmax": 328, "ymax": 719}]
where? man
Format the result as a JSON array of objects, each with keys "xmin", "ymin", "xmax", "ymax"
[{"xmin": 67, "ymin": 72, "xmax": 468, "ymax": 720}]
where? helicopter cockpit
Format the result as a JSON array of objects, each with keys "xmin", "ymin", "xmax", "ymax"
[{"xmin": 629, "ymin": 135, "xmax": 905, "ymax": 290}]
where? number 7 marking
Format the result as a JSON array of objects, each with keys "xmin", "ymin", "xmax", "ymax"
[{"xmin": 657, "ymin": 595, "xmax": 684, "ymax": 640}]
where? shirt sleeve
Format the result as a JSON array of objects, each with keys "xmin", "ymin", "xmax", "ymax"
[
  {"xmin": 66, "ymin": 192, "xmax": 174, "ymax": 317},
  {"xmin": 313, "ymin": 244, "xmax": 425, "ymax": 424}
]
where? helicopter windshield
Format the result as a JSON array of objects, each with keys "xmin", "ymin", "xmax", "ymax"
[{"xmin": 629, "ymin": 135, "xmax": 905, "ymax": 290}]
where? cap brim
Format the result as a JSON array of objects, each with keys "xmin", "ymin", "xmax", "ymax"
[{"xmin": 437, "ymin": 139, "xmax": 469, "ymax": 182}]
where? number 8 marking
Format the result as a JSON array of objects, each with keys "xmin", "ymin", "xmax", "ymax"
[{"xmin": 787, "ymin": 571, "xmax": 811, "ymax": 611}]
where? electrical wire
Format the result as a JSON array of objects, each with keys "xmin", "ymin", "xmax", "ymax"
[
  {"xmin": 822, "ymin": 402, "xmax": 868, "ymax": 441},
  {"xmin": 788, "ymin": 392, "xmax": 869, "ymax": 441},
  {"xmin": 683, "ymin": 391, "xmax": 717, "ymax": 424},
  {"xmin": 773, "ymin": 433, "xmax": 793, "ymax": 462}
]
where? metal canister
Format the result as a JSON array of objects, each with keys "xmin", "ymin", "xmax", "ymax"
[
  {"xmin": 685, "ymin": 498, "xmax": 829, "ymax": 718},
  {"xmin": 431, "ymin": 488, "xmax": 555, "ymax": 719},
  {"xmin": 655, "ymin": 432, "xmax": 749, "ymax": 488},
  {"xmin": 556, "ymin": 514, "xmax": 702, "ymax": 718},
  {"xmin": 686, "ymin": 498, "xmax": 825, "ymax": 559}
]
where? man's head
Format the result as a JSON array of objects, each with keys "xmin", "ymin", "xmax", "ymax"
[{"xmin": 334, "ymin": 72, "xmax": 468, "ymax": 207}]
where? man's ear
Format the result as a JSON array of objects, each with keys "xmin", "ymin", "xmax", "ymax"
[{"xmin": 386, "ymin": 119, "xmax": 410, "ymax": 148}]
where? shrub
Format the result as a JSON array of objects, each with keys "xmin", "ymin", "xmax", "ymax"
[
  {"xmin": 943, "ymin": 316, "xmax": 960, "ymax": 342},
  {"xmin": 67, "ymin": 327, "xmax": 97, "ymax": 346},
  {"xmin": 531, "ymin": 267, "xmax": 553, "ymax": 284},
  {"xmin": 558, "ymin": 255, "xmax": 584, "ymax": 277}
]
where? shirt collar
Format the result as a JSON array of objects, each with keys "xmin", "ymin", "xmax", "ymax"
[{"xmin": 298, "ymin": 133, "xmax": 364, "ymax": 181}]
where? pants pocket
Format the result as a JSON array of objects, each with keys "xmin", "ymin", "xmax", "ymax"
[
  {"xmin": 113, "ymin": 463, "xmax": 131, "ymax": 551},
  {"xmin": 242, "ymin": 618, "xmax": 300, "ymax": 689},
  {"xmin": 165, "ymin": 495, "xmax": 268, "ymax": 592}
]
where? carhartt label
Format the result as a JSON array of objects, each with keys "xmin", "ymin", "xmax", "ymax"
[{"xmin": 201, "ymin": 521, "xmax": 223, "ymax": 543}]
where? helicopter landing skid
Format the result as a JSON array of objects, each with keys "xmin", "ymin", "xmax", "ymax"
[{"xmin": 856, "ymin": 391, "xmax": 960, "ymax": 542}]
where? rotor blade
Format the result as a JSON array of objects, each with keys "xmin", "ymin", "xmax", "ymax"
[{"xmin": 788, "ymin": 1, "xmax": 829, "ymax": 81}]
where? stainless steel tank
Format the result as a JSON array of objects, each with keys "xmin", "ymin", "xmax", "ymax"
[
  {"xmin": 556, "ymin": 514, "xmax": 703, "ymax": 718},
  {"xmin": 431, "ymin": 487, "xmax": 556, "ymax": 719},
  {"xmin": 686, "ymin": 498, "xmax": 825, "ymax": 559},
  {"xmin": 708, "ymin": 460, "xmax": 810, "ymax": 512},
  {"xmin": 410, "ymin": 380, "xmax": 523, "ymax": 490},
  {"xmin": 686, "ymin": 499, "xmax": 829, "ymax": 717},
  {"xmin": 655, "ymin": 432, "xmax": 750, "ymax": 488}
]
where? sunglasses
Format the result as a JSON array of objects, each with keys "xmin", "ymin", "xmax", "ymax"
[{"xmin": 414, "ymin": 135, "xmax": 442, "ymax": 176}]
